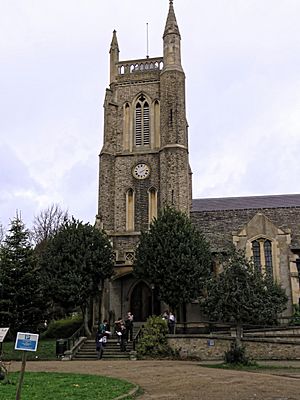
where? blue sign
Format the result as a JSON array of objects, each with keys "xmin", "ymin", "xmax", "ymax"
[{"xmin": 15, "ymin": 332, "xmax": 39, "ymax": 352}]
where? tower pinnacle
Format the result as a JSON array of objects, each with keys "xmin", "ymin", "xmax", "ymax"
[
  {"xmin": 109, "ymin": 30, "xmax": 119, "ymax": 84},
  {"xmin": 163, "ymin": 0, "xmax": 180, "ymax": 38},
  {"xmin": 110, "ymin": 30, "xmax": 119, "ymax": 52},
  {"xmin": 163, "ymin": 0, "xmax": 182, "ymax": 72}
]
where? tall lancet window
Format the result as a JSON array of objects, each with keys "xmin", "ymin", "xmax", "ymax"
[
  {"xmin": 126, "ymin": 189, "xmax": 135, "ymax": 231},
  {"xmin": 264, "ymin": 240, "xmax": 273, "ymax": 278},
  {"xmin": 135, "ymin": 95, "xmax": 150, "ymax": 147},
  {"xmin": 148, "ymin": 187, "xmax": 158, "ymax": 226},
  {"xmin": 252, "ymin": 240, "xmax": 261, "ymax": 272},
  {"xmin": 251, "ymin": 238, "xmax": 273, "ymax": 277}
]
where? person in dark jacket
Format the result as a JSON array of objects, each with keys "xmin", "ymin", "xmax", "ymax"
[
  {"xmin": 95, "ymin": 331, "xmax": 104, "ymax": 359},
  {"xmin": 120, "ymin": 323, "xmax": 127, "ymax": 352},
  {"xmin": 125, "ymin": 311, "xmax": 134, "ymax": 342}
]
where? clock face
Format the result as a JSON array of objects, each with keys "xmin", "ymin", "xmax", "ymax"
[{"xmin": 132, "ymin": 163, "xmax": 150, "ymax": 180}]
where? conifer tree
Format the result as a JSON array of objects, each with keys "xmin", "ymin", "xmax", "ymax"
[
  {"xmin": 39, "ymin": 218, "xmax": 114, "ymax": 335},
  {"xmin": 134, "ymin": 207, "xmax": 212, "ymax": 313},
  {"xmin": 0, "ymin": 215, "xmax": 44, "ymax": 335},
  {"xmin": 202, "ymin": 250, "xmax": 288, "ymax": 347}
]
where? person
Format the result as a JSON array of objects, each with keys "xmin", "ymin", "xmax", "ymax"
[
  {"xmin": 125, "ymin": 311, "xmax": 134, "ymax": 342},
  {"xmin": 114, "ymin": 317, "xmax": 123, "ymax": 345},
  {"xmin": 95, "ymin": 331, "xmax": 104, "ymax": 359},
  {"xmin": 162, "ymin": 310, "xmax": 169, "ymax": 321},
  {"xmin": 99, "ymin": 319, "xmax": 110, "ymax": 335},
  {"xmin": 168, "ymin": 311, "xmax": 176, "ymax": 334},
  {"xmin": 120, "ymin": 323, "xmax": 127, "ymax": 352}
]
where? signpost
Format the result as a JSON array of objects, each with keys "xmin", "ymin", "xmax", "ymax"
[
  {"xmin": 0, "ymin": 328, "xmax": 9, "ymax": 356},
  {"xmin": 0, "ymin": 328, "xmax": 9, "ymax": 382},
  {"xmin": 15, "ymin": 332, "xmax": 39, "ymax": 352},
  {"xmin": 15, "ymin": 332, "xmax": 39, "ymax": 400},
  {"xmin": 0, "ymin": 328, "xmax": 9, "ymax": 343}
]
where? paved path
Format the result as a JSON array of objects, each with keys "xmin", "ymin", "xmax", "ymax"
[{"xmin": 10, "ymin": 360, "xmax": 300, "ymax": 400}]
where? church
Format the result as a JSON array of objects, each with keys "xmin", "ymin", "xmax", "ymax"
[{"xmin": 96, "ymin": 0, "xmax": 300, "ymax": 324}]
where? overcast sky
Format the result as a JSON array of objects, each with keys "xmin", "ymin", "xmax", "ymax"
[{"xmin": 1, "ymin": 0, "xmax": 300, "ymax": 230}]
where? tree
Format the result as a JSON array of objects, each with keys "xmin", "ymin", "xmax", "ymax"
[
  {"xmin": 202, "ymin": 250, "xmax": 288, "ymax": 351},
  {"xmin": 39, "ymin": 218, "xmax": 114, "ymax": 336},
  {"xmin": 0, "ymin": 215, "xmax": 45, "ymax": 336},
  {"xmin": 32, "ymin": 203, "xmax": 69, "ymax": 245},
  {"xmin": 133, "ymin": 207, "xmax": 212, "ymax": 314}
]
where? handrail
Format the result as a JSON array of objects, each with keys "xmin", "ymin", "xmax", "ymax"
[
  {"xmin": 133, "ymin": 325, "xmax": 144, "ymax": 351},
  {"xmin": 66, "ymin": 324, "xmax": 85, "ymax": 351}
]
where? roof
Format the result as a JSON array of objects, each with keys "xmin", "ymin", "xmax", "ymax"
[{"xmin": 192, "ymin": 194, "xmax": 300, "ymax": 212}]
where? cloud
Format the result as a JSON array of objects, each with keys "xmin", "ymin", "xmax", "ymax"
[
  {"xmin": 0, "ymin": 144, "xmax": 43, "ymax": 226},
  {"xmin": 1, "ymin": 0, "xmax": 300, "ymax": 227}
]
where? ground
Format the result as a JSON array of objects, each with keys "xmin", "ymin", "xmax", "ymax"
[{"xmin": 10, "ymin": 360, "xmax": 300, "ymax": 400}]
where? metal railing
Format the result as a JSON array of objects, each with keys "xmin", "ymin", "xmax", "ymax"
[
  {"xmin": 133, "ymin": 325, "xmax": 144, "ymax": 351},
  {"xmin": 66, "ymin": 324, "xmax": 85, "ymax": 350}
]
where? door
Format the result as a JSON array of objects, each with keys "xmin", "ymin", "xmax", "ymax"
[{"xmin": 130, "ymin": 281, "xmax": 151, "ymax": 321}]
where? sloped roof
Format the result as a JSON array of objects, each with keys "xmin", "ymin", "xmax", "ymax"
[{"xmin": 192, "ymin": 194, "xmax": 300, "ymax": 212}]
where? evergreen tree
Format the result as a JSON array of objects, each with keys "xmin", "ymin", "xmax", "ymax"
[
  {"xmin": 202, "ymin": 250, "xmax": 288, "ymax": 348},
  {"xmin": 0, "ymin": 215, "xmax": 45, "ymax": 336},
  {"xmin": 134, "ymin": 207, "xmax": 212, "ymax": 313},
  {"xmin": 39, "ymin": 218, "xmax": 114, "ymax": 335}
]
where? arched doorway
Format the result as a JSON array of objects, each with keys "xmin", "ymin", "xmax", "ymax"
[
  {"xmin": 130, "ymin": 281, "xmax": 151, "ymax": 321},
  {"xmin": 130, "ymin": 281, "xmax": 161, "ymax": 321}
]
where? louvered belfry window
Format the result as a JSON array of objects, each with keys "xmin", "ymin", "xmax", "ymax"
[{"xmin": 135, "ymin": 95, "xmax": 150, "ymax": 146}]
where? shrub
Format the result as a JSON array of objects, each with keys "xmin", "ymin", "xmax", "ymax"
[
  {"xmin": 137, "ymin": 316, "xmax": 174, "ymax": 358},
  {"xmin": 290, "ymin": 305, "xmax": 300, "ymax": 326},
  {"xmin": 42, "ymin": 315, "xmax": 83, "ymax": 339},
  {"xmin": 224, "ymin": 342, "xmax": 252, "ymax": 366}
]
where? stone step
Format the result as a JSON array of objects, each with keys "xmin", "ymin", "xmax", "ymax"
[
  {"xmin": 73, "ymin": 337, "xmax": 134, "ymax": 361},
  {"xmin": 74, "ymin": 354, "xmax": 130, "ymax": 360}
]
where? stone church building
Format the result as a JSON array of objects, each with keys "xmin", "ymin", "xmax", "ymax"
[{"xmin": 96, "ymin": 0, "xmax": 300, "ymax": 323}]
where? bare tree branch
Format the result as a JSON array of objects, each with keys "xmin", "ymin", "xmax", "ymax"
[{"xmin": 32, "ymin": 204, "xmax": 69, "ymax": 244}]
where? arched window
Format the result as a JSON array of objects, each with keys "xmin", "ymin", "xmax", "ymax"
[
  {"xmin": 135, "ymin": 95, "xmax": 150, "ymax": 147},
  {"xmin": 123, "ymin": 103, "xmax": 130, "ymax": 150},
  {"xmin": 126, "ymin": 189, "xmax": 135, "ymax": 231},
  {"xmin": 252, "ymin": 240, "xmax": 261, "ymax": 271},
  {"xmin": 148, "ymin": 187, "xmax": 158, "ymax": 225},
  {"xmin": 154, "ymin": 100, "xmax": 160, "ymax": 148},
  {"xmin": 251, "ymin": 238, "xmax": 273, "ymax": 277},
  {"xmin": 264, "ymin": 240, "xmax": 273, "ymax": 277}
]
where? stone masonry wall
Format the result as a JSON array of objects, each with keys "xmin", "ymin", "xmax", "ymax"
[
  {"xmin": 168, "ymin": 335, "xmax": 300, "ymax": 360},
  {"xmin": 191, "ymin": 207, "xmax": 300, "ymax": 251}
]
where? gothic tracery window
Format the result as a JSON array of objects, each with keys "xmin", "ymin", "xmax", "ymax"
[
  {"xmin": 135, "ymin": 95, "xmax": 150, "ymax": 147},
  {"xmin": 251, "ymin": 238, "xmax": 273, "ymax": 277},
  {"xmin": 252, "ymin": 240, "xmax": 261, "ymax": 271},
  {"xmin": 264, "ymin": 240, "xmax": 273, "ymax": 277}
]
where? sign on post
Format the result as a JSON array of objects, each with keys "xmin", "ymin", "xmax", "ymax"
[
  {"xmin": 0, "ymin": 328, "xmax": 9, "ymax": 343},
  {"xmin": 15, "ymin": 332, "xmax": 39, "ymax": 352}
]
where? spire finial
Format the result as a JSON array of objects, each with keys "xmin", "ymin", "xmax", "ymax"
[
  {"xmin": 164, "ymin": 0, "xmax": 180, "ymax": 38},
  {"xmin": 110, "ymin": 30, "xmax": 119, "ymax": 52}
]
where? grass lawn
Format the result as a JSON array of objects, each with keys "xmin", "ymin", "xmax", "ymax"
[
  {"xmin": 1, "ymin": 340, "xmax": 57, "ymax": 361},
  {"xmin": 199, "ymin": 362, "xmax": 300, "ymax": 371},
  {"xmin": 0, "ymin": 372, "xmax": 136, "ymax": 400}
]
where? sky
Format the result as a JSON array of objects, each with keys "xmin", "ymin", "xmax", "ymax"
[{"xmin": 1, "ymin": 0, "xmax": 300, "ymax": 230}]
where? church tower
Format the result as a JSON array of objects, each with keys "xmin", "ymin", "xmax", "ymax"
[{"xmin": 97, "ymin": 0, "xmax": 192, "ymax": 322}]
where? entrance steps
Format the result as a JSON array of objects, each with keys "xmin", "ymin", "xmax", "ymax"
[{"xmin": 73, "ymin": 338, "xmax": 134, "ymax": 361}]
